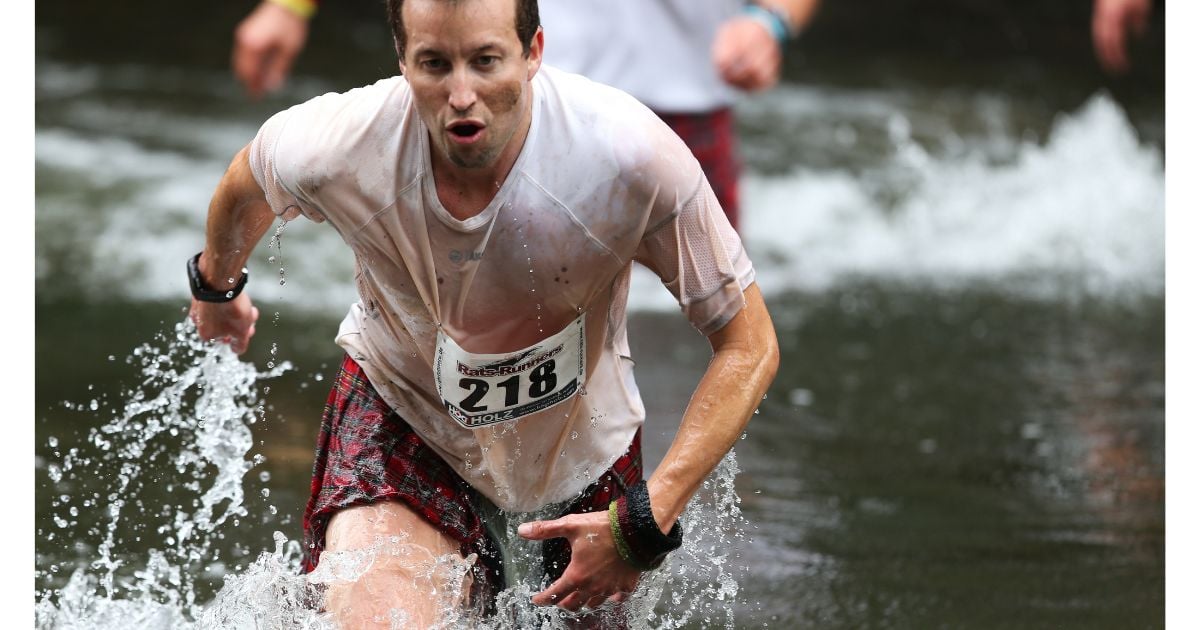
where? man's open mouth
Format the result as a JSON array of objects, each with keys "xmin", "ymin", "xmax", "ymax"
[{"xmin": 449, "ymin": 123, "xmax": 483, "ymax": 138}]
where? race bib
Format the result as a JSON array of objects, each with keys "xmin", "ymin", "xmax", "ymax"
[{"xmin": 434, "ymin": 317, "xmax": 586, "ymax": 429}]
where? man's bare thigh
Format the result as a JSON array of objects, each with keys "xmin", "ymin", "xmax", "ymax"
[{"xmin": 318, "ymin": 500, "xmax": 473, "ymax": 628}]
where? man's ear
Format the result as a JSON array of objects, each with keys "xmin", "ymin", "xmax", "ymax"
[
  {"xmin": 526, "ymin": 27, "xmax": 544, "ymax": 80},
  {"xmin": 395, "ymin": 38, "xmax": 406, "ymax": 75}
]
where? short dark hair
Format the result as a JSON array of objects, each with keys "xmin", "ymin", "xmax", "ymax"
[{"xmin": 386, "ymin": 0, "xmax": 541, "ymax": 59}]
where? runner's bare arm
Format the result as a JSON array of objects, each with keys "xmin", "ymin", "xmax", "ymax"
[
  {"xmin": 189, "ymin": 145, "xmax": 276, "ymax": 353},
  {"xmin": 520, "ymin": 283, "xmax": 779, "ymax": 611},
  {"xmin": 646, "ymin": 282, "xmax": 779, "ymax": 531}
]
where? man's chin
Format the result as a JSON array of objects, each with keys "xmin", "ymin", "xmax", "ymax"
[{"xmin": 447, "ymin": 150, "xmax": 494, "ymax": 170}]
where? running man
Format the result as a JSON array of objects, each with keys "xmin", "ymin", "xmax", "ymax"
[{"xmin": 191, "ymin": 0, "xmax": 778, "ymax": 624}]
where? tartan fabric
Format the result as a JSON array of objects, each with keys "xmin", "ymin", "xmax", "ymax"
[
  {"xmin": 656, "ymin": 107, "xmax": 741, "ymax": 230},
  {"xmin": 302, "ymin": 354, "xmax": 644, "ymax": 613}
]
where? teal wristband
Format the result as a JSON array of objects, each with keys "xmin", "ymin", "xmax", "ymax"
[{"xmin": 741, "ymin": 3, "xmax": 791, "ymax": 45}]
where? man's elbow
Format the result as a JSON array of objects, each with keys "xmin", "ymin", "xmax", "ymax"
[{"xmin": 755, "ymin": 324, "xmax": 781, "ymax": 392}]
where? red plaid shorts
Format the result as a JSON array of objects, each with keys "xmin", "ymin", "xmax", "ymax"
[
  {"xmin": 302, "ymin": 355, "xmax": 644, "ymax": 613},
  {"xmin": 657, "ymin": 107, "xmax": 741, "ymax": 230}
]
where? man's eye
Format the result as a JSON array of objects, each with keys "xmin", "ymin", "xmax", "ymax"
[
  {"xmin": 477, "ymin": 56, "xmax": 499, "ymax": 67},
  {"xmin": 422, "ymin": 59, "xmax": 447, "ymax": 71}
]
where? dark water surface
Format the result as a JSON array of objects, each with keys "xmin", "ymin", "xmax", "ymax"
[{"xmin": 35, "ymin": 0, "xmax": 1164, "ymax": 627}]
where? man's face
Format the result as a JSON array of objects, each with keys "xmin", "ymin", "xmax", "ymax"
[{"xmin": 400, "ymin": 0, "xmax": 542, "ymax": 170}]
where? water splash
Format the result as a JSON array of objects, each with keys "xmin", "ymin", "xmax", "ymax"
[
  {"xmin": 476, "ymin": 452, "xmax": 749, "ymax": 629},
  {"xmin": 36, "ymin": 319, "xmax": 293, "ymax": 627},
  {"xmin": 35, "ymin": 318, "xmax": 752, "ymax": 627},
  {"xmin": 38, "ymin": 342, "xmax": 750, "ymax": 628}
]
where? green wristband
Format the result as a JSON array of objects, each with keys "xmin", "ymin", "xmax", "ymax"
[{"xmin": 609, "ymin": 500, "xmax": 650, "ymax": 570}]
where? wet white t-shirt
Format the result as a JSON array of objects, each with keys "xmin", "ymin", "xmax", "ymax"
[{"xmin": 248, "ymin": 66, "xmax": 754, "ymax": 512}]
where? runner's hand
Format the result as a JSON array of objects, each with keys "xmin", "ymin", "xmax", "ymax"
[
  {"xmin": 233, "ymin": 1, "xmax": 310, "ymax": 99},
  {"xmin": 712, "ymin": 16, "xmax": 783, "ymax": 92},
  {"xmin": 518, "ymin": 511, "xmax": 642, "ymax": 611},
  {"xmin": 190, "ymin": 293, "xmax": 260, "ymax": 355}
]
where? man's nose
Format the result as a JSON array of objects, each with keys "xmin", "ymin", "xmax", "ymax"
[{"xmin": 448, "ymin": 69, "xmax": 477, "ymax": 112}]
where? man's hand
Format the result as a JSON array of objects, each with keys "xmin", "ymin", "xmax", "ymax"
[
  {"xmin": 190, "ymin": 292, "xmax": 260, "ymax": 355},
  {"xmin": 518, "ymin": 512, "xmax": 642, "ymax": 611},
  {"xmin": 233, "ymin": 2, "xmax": 311, "ymax": 99},
  {"xmin": 712, "ymin": 16, "xmax": 784, "ymax": 92},
  {"xmin": 1092, "ymin": 0, "xmax": 1152, "ymax": 75}
]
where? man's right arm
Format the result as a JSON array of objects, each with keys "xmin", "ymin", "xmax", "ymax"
[{"xmin": 189, "ymin": 145, "xmax": 277, "ymax": 354}]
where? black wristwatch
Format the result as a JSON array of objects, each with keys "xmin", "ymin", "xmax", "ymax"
[{"xmin": 187, "ymin": 251, "xmax": 248, "ymax": 303}]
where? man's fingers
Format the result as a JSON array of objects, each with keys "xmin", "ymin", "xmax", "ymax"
[
  {"xmin": 264, "ymin": 45, "xmax": 302, "ymax": 93},
  {"xmin": 530, "ymin": 577, "xmax": 571, "ymax": 606},
  {"xmin": 1097, "ymin": 26, "xmax": 1128, "ymax": 74},
  {"xmin": 240, "ymin": 324, "xmax": 256, "ymax": 353},
  {"xmin": 555, "ymin": 589, "xmax": 588, "ymax": 612},
  {"xmin": 532, "ymin": 568, "xmax": 592, "ymax": 607},
  {"xmin": 712, "ymin": 25, "xmax": 781, "ymax": 92},
  {"xmin": 233, "ymin": 31, "xmax": 275, "ymax": 97},
  {"xmin": 711, "ymin": 35, "xmax": 738, "ymax": 73},
  {"xmin": 232, "ymin": 46, "xmax": 259, "ymax": 94},
  {"xmin": 517, "ymin": 518, "xmax": 570, "ymax": 540}
]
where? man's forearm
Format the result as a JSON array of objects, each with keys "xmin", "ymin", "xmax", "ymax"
[
  {"xmin": 646, "ymin": 283, "xmax": 780, "ymax": 531},
  {"xmin": 198, "ymin": 145, "xmax": 276, "ymax": 287}
]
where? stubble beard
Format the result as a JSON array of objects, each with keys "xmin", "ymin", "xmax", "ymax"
[{"xmin": 446, "ymin": 143, "xmax": 500, "ymax": 169}]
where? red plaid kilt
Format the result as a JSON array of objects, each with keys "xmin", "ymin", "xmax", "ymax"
[
  {"xmin": 656, "ymin": 107, "xmax": 741, "ymax": 230},
  {"xmin": 302, "ymin": 355, "xmax": 644, "ymax": 613}
]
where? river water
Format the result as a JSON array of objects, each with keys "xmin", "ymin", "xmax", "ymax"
[{"xmin": 34, "ymin": 1, "xmax": 1164, "ymax": 628}]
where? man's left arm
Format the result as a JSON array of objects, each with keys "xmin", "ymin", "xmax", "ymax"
[
  {"xmin": 713, "ymin": 0, "xmax": 822, "ymax": 91},
  {"xmin": 520, "ymin": 283, "xmax": 779, "ymax": 610},
  {"xmin": 643, "ymin": 282, "xmax": 779, "ymax": 529}
]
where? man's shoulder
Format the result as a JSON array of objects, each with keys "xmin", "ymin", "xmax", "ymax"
[
  {"xmin": 523, "ymin": 67, "xmax": 704, "ymax": 244},
  {"xmin": 535, "ymin": 66, "xmax": 684, "ymax": 170},
  {"xmin": 251, "ymin": 76, "xmax": 418, "ymax": 212},
  {"xmin": 537, "ymin": 65, "xmax": 650, "ymax": 124},
  {"xmin": 283, "ymin": 76, "xmax": 410, "ymax": 128},
  {"xmin": 262, "ymin": 76, "xmax": 414, "ymax": 170}
]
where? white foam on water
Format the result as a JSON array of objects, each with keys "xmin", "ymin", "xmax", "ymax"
[
  {"xmin": 36, "ymin": 122, "xmax": 358, "ymax": 307},
  {"xmin": 751, "ymin": 93, "xmax": 1162, "ymax": 290},
  {"xmin": 629, "ymin": 92, "xmax": 1165, "ymax": 311}
]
